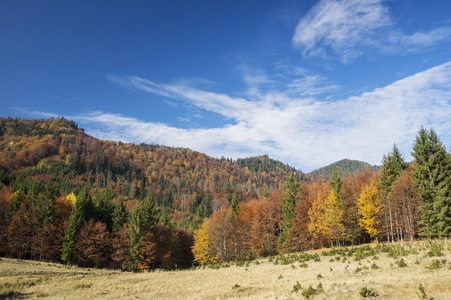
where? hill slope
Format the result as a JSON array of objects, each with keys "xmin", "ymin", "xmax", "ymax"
[
  {"xmin": 0, "ymin": 117, "xmax": 303, "ymax": 221},
  {"xmin": 308, "ymin": 158, "xmax": 380, "ymax": 181}
]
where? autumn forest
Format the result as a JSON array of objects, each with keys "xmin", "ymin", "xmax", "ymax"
[{"xmin": 0, "ymin": 117, "xmax": 450, "ymax": 271}]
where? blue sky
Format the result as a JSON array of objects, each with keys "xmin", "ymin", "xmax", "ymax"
[{"xmin": 1, "ymin": 0, "xmax": 451, "ymax": 172}]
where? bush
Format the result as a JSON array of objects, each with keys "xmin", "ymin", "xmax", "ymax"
[{"xmin": 359, "ymin": 286, "xmax": 378, "ymax": 297}]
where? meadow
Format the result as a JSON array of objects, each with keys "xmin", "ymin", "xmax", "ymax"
[{"xmin": 0, "ymin": 239, "xmax": 450, "ymax": 299}]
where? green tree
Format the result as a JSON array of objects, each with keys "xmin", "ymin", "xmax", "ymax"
[
  {"xmin": 278, "ymin": 174, "xmax": 301, "ymax": 251},
  {"xmin": 94, "ymin": 188, "xmax": 114, "ymax": 230},
  {"xmin": 61, "ymin": 187, "xmax": 94, "ymax": 263},
  {"xmin": 231, "ymin": 191, "xmax": 240, "ymax": 216},
  {"xmin": 112, "ymin": 197, "xmax": 128, "ymax": 232},
  {"xmin": 330, "ymin": 165, "xmax": 343, "ymax": 207},
  {"xmin": 127, "ymin": 191, "xmax": 156, "ymax": 271},
  {"xmin": 378, "ymin": 144, "xmax": 408, "ymax": 241},
  {"xmin": 411, "ymin": 127, "xmax": 451, "ymax": 237},
  {"xmin": 127, "ymin": 207, "xmax": 143, "ymax": 271}
]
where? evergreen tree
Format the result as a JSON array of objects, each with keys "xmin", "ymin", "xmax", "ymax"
[
  {"xmin": 61, "ymin": 187, "xmax": 94, "ymax": 263},
  {"xmin": 278, "ymin": 174, "xmax": 301, "ymax": 251},
  {"xmin": 378, "ymin": 144, "xmax": 408, "ymax": 241},
  {"xmin": 127, "ymin": 207, "xmax": 143, "ymax": 271},
  {"xmin": 94, "ymin": 188, "xmax": 114, "ymax": 231},
  {"xmin": 140, "ymin": 191, "xmax": 156, "ymax": 229},
  {"xmin": 112, "ymin": 197, "xmax": 129, "ymax": 232},
  {"xmin": 231, "ymin": 191, "xmax": 240, "ymax": 216},
  {"xmin": 127, "ymin": 191, "xmax": 156, "ymax": 271},
  {"xmin": 330, "ymin": 165, "xmax": 343, "ymax": 207},
  {"xmin": 411, "ymin": 127, "xmax": 451, "ymax": 236}
]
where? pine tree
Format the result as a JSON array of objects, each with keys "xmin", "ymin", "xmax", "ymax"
[
  {"xmin": 278, "ymin": 174, "xmax": 301, "ymax": 251},
  {"xmin": 61, "ymin": 187, "xmax": 94, "ymax": 263},
  {"xmin": 411, "ymin": 127, "xmax": 451, "ymax": 237}
]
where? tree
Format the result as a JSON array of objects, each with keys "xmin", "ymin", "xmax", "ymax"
[
  {"xmin": 411, "ymin": 127, "xmax": 451, "ymax": 236},
  {"xmin": 111, "ymin": 225, "xmax": 130, "ymax": 270},
  {"xmin": 290, "ymin": 182, "xmax": 314, "ymax": 251},
  {"xmin": 378, "ymin": 144, "xmax": 408, "ymax": 241},
  {"xmin": 74, "ymin": 220, "xmax": 110, "ymax": 268},
  {"xmin": 206, "ymin": 209, "xmax": 234, "ymax": 262},
  {"xmin": 279, "ymin": 174, "xmax": 301, "ymax": 252},
  {"xmin": 358, "ymin": 180, "xmax": 382, "ymax": 240},
  {"xmin": 62, "ymin": 187, "xmax": 94, "ymax": 263},
  {"xmin": 390, "ymin": 171, "xmax": 418, "ymax": 241},
  {"xmin": 308, "ymin": 183, "xmax": 344, "ymax": 247},
  {"xmin": 231, "ymin": 191, "xmax": 240, "ymax": 216},
  {"xmin": 192, "ymin": 222, "xmax": 219, "ymax": 265},
  {"xmin": 112, "ymin": 197, "xmax": 128, "ymax": 232},
  {"xmin": 127, "ymin": 207, "xmax": 144, "ymax": 271},
  {"xmin": 330, "ymin": 165, "xmax": 343, "ymax": 206}
]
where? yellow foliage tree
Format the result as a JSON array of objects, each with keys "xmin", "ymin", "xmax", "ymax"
[
  {"xmin": 358, "ymin": 180, "xmax": 382, "ymax": 238},
  {"xmin": 309, "ymin": 188, "xmax": 344, "ymax": 246},
  {"xmin": 192, "ymin": 222, "xmax": 219, "ymax": 265}
]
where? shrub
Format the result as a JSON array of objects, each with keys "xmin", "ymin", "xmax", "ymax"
[
  {"xmin": 301, "ymin": 283, "xmax": 323, "ymax": 299},
  {"xmin": 395, "ymin": 258, "xmax": 407, "ymax": 268},
  {"xmin": 291, "ymin": 281, "xmax": 302, "ymax": 293},
  {"xmin": 232, "ymin": 283, "xmax": 240, "ymax": 290}
]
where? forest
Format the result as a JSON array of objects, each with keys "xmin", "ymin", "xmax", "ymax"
[{"xmin": 0, "ymin": 117, "xmax": 450, "ymax": 271}]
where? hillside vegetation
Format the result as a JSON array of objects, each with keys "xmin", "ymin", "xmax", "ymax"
[
  {"xmin": 308, "ymin": 159, "xmax": 380, "ymax": 181},
  {"xmin": 0, "ymin": 117, "xmax": 450, "ymax": 276}
]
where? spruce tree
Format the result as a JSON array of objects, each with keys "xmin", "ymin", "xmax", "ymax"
[
  {"xmin": 112, "ymin": 197, "xmax": 129, "ymax": 232},
  {"xmin": 411, "ymin": 127, "xmax": 451, "ymax": 237},
  {"xmin": 378, "ymin": 144, "xmax": 408, "ymax": 241},
  {"xmin": 231, "ymin": 191, "xmax": 240, "ymax": 216},
  {"xmin": 127, "ymin": 191, "xmax": 156, "ymax": 271},
  {"xmin": 61, "ymin": 187, "xmax": 94, "ymax": 263},
  {"xmin": 330, "ymin": 165, "xmax": 343, "ymax": 206},
  {"xmin": 278, "ymin": 174, "xmax": 301, "ymax": 251}
]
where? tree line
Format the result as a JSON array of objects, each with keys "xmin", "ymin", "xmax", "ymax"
[
  {"xmin": 193, "ymin": 127, "xmax": 451, "ymax": 264},
  {"xmin": 0, "ymin": 118, "xmax": 449, "ymax": 270}
]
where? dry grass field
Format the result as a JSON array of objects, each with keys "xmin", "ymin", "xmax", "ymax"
[{"xmin": 1, "ymin": 239, "xmax": 450, "ymax": 299}]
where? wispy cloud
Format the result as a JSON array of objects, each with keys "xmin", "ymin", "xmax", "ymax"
[
  {"xmin": 85, "ymin": 61, "xmax": 451, "ymax": 172},
  {"xmin": 293, "ymin": 0, "xmax": 451, "ymax": 63}
]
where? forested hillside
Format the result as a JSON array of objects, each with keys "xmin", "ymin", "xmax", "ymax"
[
  {"xmin": 308, "ymin": 159, "xmax": 380, "ymax": 181},
  {"xmin": 0, "ymin": 117, "xmax": 449, "ymax": 273}
]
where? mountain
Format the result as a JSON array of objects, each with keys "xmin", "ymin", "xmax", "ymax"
[
  {"xmin": 0, "ymin": 117, "xmax": 303, "ymax": 224},
  {"xmin": 307, "ymin": 158, "xmax": 380, "ymax": 181}
]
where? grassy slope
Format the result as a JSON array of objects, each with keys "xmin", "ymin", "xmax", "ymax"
[{"xmin": 1, "ymin": 240, "xmax": 450, "ymax": 299}]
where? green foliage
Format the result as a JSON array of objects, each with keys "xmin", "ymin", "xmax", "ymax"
[
  {"xmin": 359, "ymin": 286, "xmax": 378, "ymax": 297},
  {"xmin": 279, "ymin": 174, "xmax": 301, "ymax": 251},
  {"xmin": 411, "ymin": 127, "xmax": 451, "ymax": 237},
  {"xmin": 112, "ymin": 197, "xmax": 128, "ymax": 232},
  {"xmin": 301, "ymin": 283, "xmax": 323, "ymax": 299},
  {"xmin": 417, "ymin": 283, "xmax": 428, "ymax": 299},
  {"xmin": 62, "ymin": 187, "xmax": 94, "ymax": 263},
  {"xmin": 309, "ymin": 159, "xmax": 379, "ymax": 181},
  {"xmin": 395, "ymin": 258, "xmax": 407, "ymax": 268},
  {"xmin": 231, "ymin": 191, "xmax": 240, "ymax": 216},
  {"xmin": 291, "ymin": 281, "xmax": 302, "ymax": 294}
]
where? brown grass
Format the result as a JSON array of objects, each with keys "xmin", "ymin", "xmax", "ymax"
[{"xmin": 0, "ymin": 240, "xmax": 450, "ymax": 299}]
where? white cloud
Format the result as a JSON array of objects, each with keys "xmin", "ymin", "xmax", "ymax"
[
  {"xmin": 90, "ymin": 61, "xmax": 451, "ymax": 172},
  {"xmin": 293, "ymin": 0, "xmax": 451, "ymax": 63}
]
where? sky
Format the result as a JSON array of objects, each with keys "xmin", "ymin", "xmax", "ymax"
[{"xmin": 1, "ymin": 0, "xmax": 451, "ymax": 172}]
